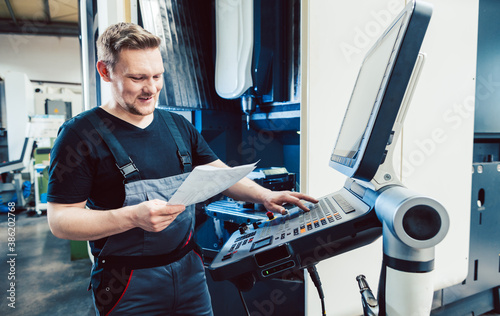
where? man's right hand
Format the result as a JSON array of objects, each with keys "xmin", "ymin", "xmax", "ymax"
[
  {"xmin": 47, "ymin": 199, "xmax": 186, "ymax": 241},
  {"xmin": 133, "ymin": 199, "xmax": 185, "ymax": 232}
]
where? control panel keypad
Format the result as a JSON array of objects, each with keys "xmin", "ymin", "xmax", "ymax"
[{"xmin": 219, "ymin": 193, "xmax": 361, "ymax": 262}]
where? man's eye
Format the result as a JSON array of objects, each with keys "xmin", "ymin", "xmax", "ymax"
[{"xmin": 131, "ymin": 77, "xmax": 143, "ymax": 80}]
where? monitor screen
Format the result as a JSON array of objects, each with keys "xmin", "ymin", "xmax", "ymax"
[
  {"xmin": 329, "ymin": 0, "xmax": 432, "ymax": 181},
  {"xmin": 333, "ymin": 14, "xmax": 406, "ymax": 159}
]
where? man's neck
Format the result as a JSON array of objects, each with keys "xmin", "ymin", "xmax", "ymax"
[{"xmin": 100, "ymin": 102, "xmax": 154, "ymax": 129}]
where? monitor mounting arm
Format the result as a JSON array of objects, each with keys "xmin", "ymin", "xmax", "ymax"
[
  {"xmin": 368, "ymin": 53, "xmax": 426, "ymax": 191},
  {"xmin": 352, "ymin": 52, "xmax": 450, "ymax": 315}
]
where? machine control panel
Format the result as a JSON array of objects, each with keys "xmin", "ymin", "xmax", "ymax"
[{"xmin": 209, "ymin": 188, "xmax": 383, "ymax": 284}]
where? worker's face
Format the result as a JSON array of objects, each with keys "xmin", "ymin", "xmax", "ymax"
[{"xmin": 108, "ymin": 48, "xmax": 164, "ymax": 116}]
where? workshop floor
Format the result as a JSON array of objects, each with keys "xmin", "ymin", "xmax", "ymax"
[
  {"xmin": 0, "ymin": 210, "xmax": 95, "ymax": 316},
  {"xmin": 0, "ymin": 211, "xmax": 499, "ymax": 316}
]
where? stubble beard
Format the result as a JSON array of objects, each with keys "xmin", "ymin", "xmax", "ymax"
[{"xmin": 125, "ymin": 97, "xmax": 156, "ymax": 116}]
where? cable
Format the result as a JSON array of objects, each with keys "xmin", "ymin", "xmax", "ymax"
[
  {"xmin": 238, "ymin": 289, "xmax": 251, "ymax": 316},
  {"xmin": 307, "ymin": 265, "xmax": 326, "ymax": 316}
]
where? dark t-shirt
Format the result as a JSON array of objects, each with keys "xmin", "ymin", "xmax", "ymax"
[{"xmin": 47, "ymin": 107, "xmax": 218, "ymax": 209}]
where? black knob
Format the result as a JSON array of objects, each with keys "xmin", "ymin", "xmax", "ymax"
[{"xmin": 239, "ymin": 225, "xmax": 248, "ymax": 235}]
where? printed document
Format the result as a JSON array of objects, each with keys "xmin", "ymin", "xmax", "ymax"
[{"xmin": 168, "ymin": 162, "xmax": 258, "ymax": 206}]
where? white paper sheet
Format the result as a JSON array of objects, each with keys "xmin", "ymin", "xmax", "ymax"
[{"xmin": 168, "ymin": 162, "xmax": 258, "ymax": 206}]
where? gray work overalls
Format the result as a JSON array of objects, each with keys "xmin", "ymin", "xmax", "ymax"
[{"xmin": 85, "ymin": 110, "xmax": 213, "ymax": 316}]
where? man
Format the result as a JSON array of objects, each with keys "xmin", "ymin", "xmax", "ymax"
[{"xmin": 47, "ymin": 22, "xmax": 317, "ymax": 315}]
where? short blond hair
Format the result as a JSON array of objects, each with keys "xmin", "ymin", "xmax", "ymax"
[{"xmin": 96, "ymin": 22, "xmax": 162, "ymax": 70}]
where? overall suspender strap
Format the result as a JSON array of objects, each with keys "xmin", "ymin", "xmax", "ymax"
[
  {"xmin": 157, "ymin": 110, "xmax": 193, "ymax": 173},
  {"xmin": 85, "ymin": 110, "xmax": 142, "ymax": 182}
]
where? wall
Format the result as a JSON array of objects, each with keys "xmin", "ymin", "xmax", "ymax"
[
  {"xmin": 0, "ymin": 34, "xmax": 81, "ymax": 84},
  {"xmin": 0, "ymin": 34, "xmax": 81, "ymax": 155},
  {"xmin": 4, "ymin": 72, "xmax": 31, "ymax": 160},
  {"xmin": 302, "ymin": 0, "xmax": 477, "ymax": 315}
]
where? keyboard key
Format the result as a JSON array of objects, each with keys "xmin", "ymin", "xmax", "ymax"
[{"xmin": 333, "ymin": 194, "xmax": 355, "ymax": 214}]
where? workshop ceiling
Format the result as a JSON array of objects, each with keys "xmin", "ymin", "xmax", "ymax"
[{"xmin": 0, "ymin": 0, "xmax": 79, "ymax": 37}]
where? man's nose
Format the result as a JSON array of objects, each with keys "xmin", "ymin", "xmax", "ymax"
[{"xmin": 143, "ymin": 78, "xmax": 158, "ymax": 94}]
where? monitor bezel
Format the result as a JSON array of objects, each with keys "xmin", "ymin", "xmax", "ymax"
[{"xmin": 329, "ymin": 0, "xmax": 432, "ymax": 182}]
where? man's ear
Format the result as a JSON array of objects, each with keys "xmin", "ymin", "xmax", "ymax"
[{"xmin": 96, "ymin": 61, "xmax": 112, "ymax": 82}]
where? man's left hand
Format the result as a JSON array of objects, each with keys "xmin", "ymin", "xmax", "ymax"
[{"xmin": 262, "ymin": 191, "xmax": 318, "ymax": 215}]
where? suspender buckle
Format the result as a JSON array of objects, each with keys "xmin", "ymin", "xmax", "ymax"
[
  {"xmin": 177, "ymin": 151, "xmax": 192, "ymax": 168},
  {"xmin": 116, "ymin": 158, "xmax": 139, "ymax": 177}
]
